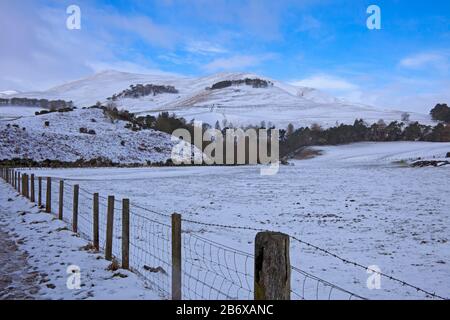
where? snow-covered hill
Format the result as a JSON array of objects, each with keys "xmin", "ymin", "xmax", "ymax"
[
  {"xmin": 11, "ymin": 70, "xmax": 431, "ymax": 128},
  {"xmin": 0, "ymin": 90, "xmax": 20, "ymax": 97},
  {"xmin": 0, "ymin": 108, "xmax": 184, "ymax": 164}
]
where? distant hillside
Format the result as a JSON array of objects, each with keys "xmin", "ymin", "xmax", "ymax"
[
  {"xmin": 11, "ymin": 70, "xmax": 432, "ymax": 128},
  {"xmin": 0, "ymin": 108, "xmax": 187, "ymax": 165}
]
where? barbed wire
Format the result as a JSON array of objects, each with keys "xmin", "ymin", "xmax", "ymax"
[
  {"xmin": 291, "ymin": 266, "xmax": 366, "ymax": 300},
  {"xmin": 13, "ymin": 173, "xmax": 448, "ymax": 300},
  {"xmin": 289, "ymin": 235, "xmax": 447, "ymax": 300}
]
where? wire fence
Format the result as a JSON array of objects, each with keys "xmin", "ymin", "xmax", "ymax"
[{"xmin": 1, "ymin": 168, "xmax": 447, "ymax": 301}]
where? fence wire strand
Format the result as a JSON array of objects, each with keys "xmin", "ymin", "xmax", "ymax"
[{"xmin": 4, "ymin": 171, "xmax": 447, "ymax": 301}]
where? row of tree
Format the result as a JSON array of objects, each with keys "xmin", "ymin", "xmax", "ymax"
[
  {"xmin": 107, "ymin": 84, "xmax": 179, "ymax": 101},
  {"xmin": 0, "ymin": 97, "xmax": 73, "ymax": 110},
  {"xmin": 208, "ymin": 78, "xmax": 273, "ymax": 90},
  {"xmin": 98, "ymin": 103, "xmax": 450, "ymax": 163},
  {"xmin": 279, "ymin": 119, "xmax": 450, "ymax": 157}
]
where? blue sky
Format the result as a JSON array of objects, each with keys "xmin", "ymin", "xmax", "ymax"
[{"xmin": 0, "ymin": 0, "xmax": 449, "ymax": 112}]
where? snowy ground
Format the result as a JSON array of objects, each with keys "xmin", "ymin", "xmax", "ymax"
[
  {"xmin": 20, "ymin": 142, "xmax": 450, "ymax": 300},
  {"xmin": 0, "ymin": 108, "xmax": 180, "ymax": 164},
  {"xmin": 0, "ymin": 106, "xmax": 44, "ymax": 121},
  {"xmin": 0, "ymin": 181, "xmax": 160, "ymax": 300}
]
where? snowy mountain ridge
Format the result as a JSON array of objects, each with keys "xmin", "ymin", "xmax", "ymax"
[{"xmin": 8, "ymin": 70, "xmax": 431, "ymax": 128}]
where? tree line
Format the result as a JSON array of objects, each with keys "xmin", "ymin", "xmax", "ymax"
[{"xmin": 0, "ymin": 97, "xmax": 73, "ymax": 110}]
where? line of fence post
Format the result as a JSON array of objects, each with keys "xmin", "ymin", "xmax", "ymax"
[
  {"xmin": 105, "ymin": 195, "xmax": 115, "ymax": 261},
  {"xmin": 122, "ymin": 199, "xmax": 130, "ymax": 270},
  {"xmin": 30, "ymin": 174, "xmax": 35, "ymax": 202},
  {"xmin": 59, "ymin": 180, "xmax": 64, "ymax": 220},
  {"xmin": 172, "ymin": 213, "xmax": 182, "ymax": 300},
  {"xmin": 93, "ymin": 193, "xmax": 99, "ymax": 251},
  {"xmin": 72, "ymin": 185, "xmax": 79, "ymax": 233},
  {"xmin": 1, "ymin": 168, "xmax": 295, "ymax": 301},
  {"xmin": 45, "ymin": 177, "xmax": 51, "ymax": 213}
]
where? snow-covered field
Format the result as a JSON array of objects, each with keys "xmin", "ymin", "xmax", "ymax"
[
  {"xmin": 20, "ymin": 142, "xmax": 450, "ymax": 300},
  {"xmin": 0, "ymin": 106, "xmax": 44, "ymax": 121},
  {"xmin": 0, "ymin": 182, "xmax": 159, "ymax": 299},
  {"xmin": 10, "ymin": 70, "xmax": 432, "ymax": 128}
]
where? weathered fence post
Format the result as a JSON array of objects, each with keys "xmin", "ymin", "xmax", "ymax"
[
  {"xmin": 38, "ymin": 177, "xmax": 42, "ymax": 207},
  {"xmin": 21, "ymin": 174, "xmax": 25, "ymax": 196},
  {"xmin": 30, "ymin": 174, "xmax": 35, "ymax": 202},
  {"xmin": 72, "ymin": 185, "xmax": 79, "ymax": 233},
  {"xmin": 254, "ymin": 232, "xmax": 291, "ymax": 300},
  {"xmin": 105, "ymin": 196, "xmax": 115, "ymax": 261},
  {"xmin": 24, "ymin": 174, "xmax": 29, "ymax": 198},
  {"xmin": 122, "ymin": 199, "xmax": 130, "ymax": 269},
  {"xmin": 25, "ymin": 174, "xmax": 29, "ymax": 197},
  {"xmin": 45, "ymin": 177, "xmax": 51, "ymax": 213},
  {"xmin": 18, "ymin": 172, "xmax": 21, "ymax": 193},
  {"xmin": 59, "ymin": 180, "xmax": 64, "ymax": 220},
  {"xmin": 172, "ymin": 213, "xmax": 182, "ymax": 300},
  {"xmin": 93, "ymin": 193, "xmax": 99, "ymax": 250}
]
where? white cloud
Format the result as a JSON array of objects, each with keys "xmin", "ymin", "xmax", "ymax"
[
  {"xmin": 399, "ymin": 52, "xmax": 449, "ymax": 70},
  {"xmin": 290, "ymin": 74, "xmax": 359, "ymax": 91},
  {"xmin": 185, "ymin": 41, "xmax": 228, "ymax": 55},
  {"xmin": 0, "ymin": 2, "xmax": 183, "ymax": 91}
]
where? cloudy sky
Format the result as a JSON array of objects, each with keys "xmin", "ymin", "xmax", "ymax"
[{"xmin": 0, "ymin": 0, "xmax": 449, "ymax": 113}]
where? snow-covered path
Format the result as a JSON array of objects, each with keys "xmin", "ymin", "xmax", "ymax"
[
  {"xmin": 0, "ymin": 226, "xmax": 40, "ymax": 299},
  {"xmin": 0, "ymin": 181, "xmax": 160, "ymax": 300}
]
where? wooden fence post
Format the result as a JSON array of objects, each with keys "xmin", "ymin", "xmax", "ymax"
[
  {"xmin": 25, "ymin": 174, "xmax": 29, "ymax": 198},
  {"xmin": 38, "ymin": 177, "xmax": 42, "ymax": 207},
  {"xmin": 93, "ymin": 193, "xmax": 99, "ymax": 250},
  {"xmin": 172, "ymin": 213, "xmax": 182, "ymax": 300},
  {"xmin": 25, "ymin": 173, "xmax": 30, "ymax": 199},
  {"xmin": 105, "ymin": 196, "xmax": 115, "ymax": 261},
  {"xmin": 122, "ymin": 199, "xmax": 130, "ymax": 269},
  {"xmin": 72, "ymin": 185, "xmax": 79, "ymax": 232},
  {"xmin": 18, "ymin": 172, "xmax": 21, "ymax": 193},
  {"xmin": 254, "ymin": 231, "xmax": 291, "ymax": 300},
  {"xmin": 30, "ymin": 174, "xmax": 35, "ymax": 202},
  {"xmin": 22, "ymin": 174, "xmax": 27, "ymax": 197},
  {"xmin": 45, "ymin": 177, "xmax": 51, "ymax": 213},
  {"xmin": 21, "ymin": 174, "xmax": 25, "ymax": 196},
  {"xmin": 24, "ymin": 174, "xmax": 29, "ymax": 198},
  {"xmin": 59, "ymin": 180, "xmax": 64, "ymax": 220}
]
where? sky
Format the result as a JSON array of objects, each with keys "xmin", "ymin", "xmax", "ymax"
[{"xmin": 0, "ymin": 0, "xmax": 449, "ymax": 113}]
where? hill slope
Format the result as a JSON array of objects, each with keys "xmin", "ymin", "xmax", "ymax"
[
  {"xmin": 11, "ymin": 70, "xmax": 431, "ymax": 128},
  {"xmin": 0, "ymin": 108, "xmax": 183, "ymax": 164}
]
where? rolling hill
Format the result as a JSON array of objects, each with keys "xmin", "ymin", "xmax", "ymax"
[{"xmin": 5, "ymin": 70, "xmax": 431, "ymax": 128}]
